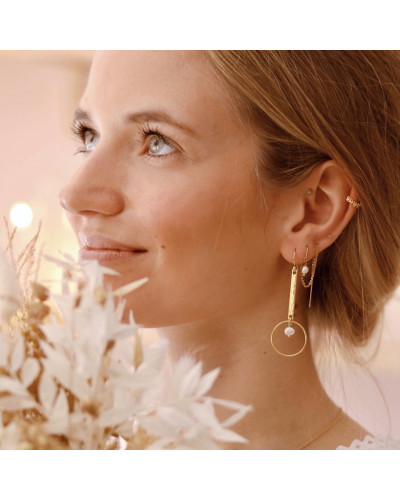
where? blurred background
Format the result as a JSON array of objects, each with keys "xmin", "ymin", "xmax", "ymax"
[
  {"xmin": 0, "ymin": 50, "xmax": 93, "ymax": 280},
  {"xmin": 0, "ymin": 50, "xmax": 399, "ymax": 442}
]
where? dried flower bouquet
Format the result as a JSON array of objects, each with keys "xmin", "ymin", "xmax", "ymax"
[{"xmin": 0, "ymin": 228, "xmax": 251, "ymax": 449}]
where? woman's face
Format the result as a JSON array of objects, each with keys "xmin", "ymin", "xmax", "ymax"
[{"xmin": 60, "ymin": 51, "xmax": 281, "ymax": 326}]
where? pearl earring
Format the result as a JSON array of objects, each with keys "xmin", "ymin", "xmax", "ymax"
[{"xmin": 270, "ymin": 249, "xmax": 307, "ymax": 357}]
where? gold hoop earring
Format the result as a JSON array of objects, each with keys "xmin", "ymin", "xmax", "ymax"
[
  {"xmin": 270, "ymin": 250, "xmax": 307, "ymax": 357},
  {"xmin": 300, "ymin": 245, "xmax": 318, "ymax": 308}
]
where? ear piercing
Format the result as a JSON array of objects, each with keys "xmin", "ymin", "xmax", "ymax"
[
  {"xmin": 301, "ymin": 245, "xmax": 318, "ymax": 308},
  {"xmin": 270, "ymin": 249, "xmax": 307, "ymax": 357},
  {"xmin": 346, "ymin": 196, "xmax": 361, "ymax": 208},
  {"xmin": 308, "ymin": 189, "xmax": 360, "ymax": 209}
]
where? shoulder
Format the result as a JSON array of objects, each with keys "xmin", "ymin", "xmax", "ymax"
[
  {"xmin": 306, "ymin": 412, "xmax": 399, "ymax": 450},
  {"xmin": 333, "ymin": 413, "xmax": 400, "ymax": 450},
  {"xmin": 337, "ymin": 434, "xmax": 400, "ymax": 450},
  {"xmin": 306, "ymin": 411, "xmax": 368, "ymax": 450}
]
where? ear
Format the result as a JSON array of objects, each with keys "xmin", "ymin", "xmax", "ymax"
[{"xmin": 279, "ymin": 160, "xmax": 360, "ymax": 263}]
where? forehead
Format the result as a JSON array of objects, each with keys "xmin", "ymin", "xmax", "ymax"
[{"xmin": 82, "ymin": 51, "xmax": 236, "ymax": 127}]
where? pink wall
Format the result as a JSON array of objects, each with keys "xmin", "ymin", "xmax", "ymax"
[{"xmin": 0, "ymin": 52, "xmax": 91, "ymax": 278}]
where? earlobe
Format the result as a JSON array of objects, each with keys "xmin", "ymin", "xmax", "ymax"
[{"xmin": 280, "ymin": 160, "xmax": 360, "ymax": 263}]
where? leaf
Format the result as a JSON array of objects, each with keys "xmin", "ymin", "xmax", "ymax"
[
  {"xmin": 38, "ymin": 372, "xmax": 58, "ymax": 412},
  {"xmin": 0, "ymin": 336, "xmax": 9, "ymax": 367},
  {"xmin": 210, "ymin": 397, "xmax": 253, "ymax": 428},
  {"xmin": 10, "ymin": 336, "xmax": 25, "ymax": 373},
  {"xmin": 221, "ymin": 404, "xmax": 253, "ymax": 429},
  {"xmin": 21, "ymin": 358, "xmax": 41, "ymax": 387},
  {"xmin": 190, "ymin": 400, "xmax": 220, "ymax": 428},
  {"xmin": 0, "ymin": 395, "xmax": 37, "ymax": 411},
  {"xmin": 195, "ymin": 368, "xmax": 220, "ymax": 397},
  {"xmin": 44, "ymin": 388, "xmax": 70, "ymax": 434},
  {"xmin": 211, "ymin": 397, "xmax": 253, "ymax": 413},
  {"xmin": 157, "ymin": 406, "xmax": 195, "ymax": 429},
  {"xmin": 137, "ymin": 415, "xmax": 175, "ymax": 440},
  {"xmin": 109, "ymin": 325, "xmax": 139, "ymax": 341},
  {"xmin": 53, "ymin": 389, "xmax": 69, "ymax": 415},
  {"xmin": 40, "ymin": 344, "xmax": 73, "ymax": 389},
  {"xmin": 178, "ymin": 361, "xmax": 202, "ymax": 398},
  {"xmin": 97, "ymin": 407, "xmax": 137, "ymax": 428},
  {"xmin": 190, "ymin": 399, "xmax": 251, "ymax": 442},
  {"xmin": 99, "ymin": 266, "xmax": 121, "ymax": 277},
  {"xmin": 112, "ymin": 277, "xmax": 149, "ymax": 297},
  {"xmin": 211, "ymin": 426, "xmax": 248, "ymax": 443},
  {"xmin": 0, "ymin": 376, "xmax": 30, "ymax": 397}
]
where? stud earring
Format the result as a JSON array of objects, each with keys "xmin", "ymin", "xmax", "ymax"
[
  {"xmin": 301, "ymin": 245, "xmax": 318, "ymax": 308},
  {"xmin": 270, "ymin": 250, "xmax": 307, "ymax": 357}
]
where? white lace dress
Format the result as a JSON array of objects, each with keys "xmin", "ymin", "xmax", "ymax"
[{"xmin": 337, "ymin": 435, "xmax": 400, "ymax": 449}]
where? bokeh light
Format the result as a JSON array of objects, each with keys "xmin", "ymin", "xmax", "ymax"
[{"xmin": 10, "ymin": 202, "xmax": 33, "ymax": 228}]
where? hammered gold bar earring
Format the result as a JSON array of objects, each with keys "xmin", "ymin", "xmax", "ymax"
[{"xmin": 271, "ymin": 249, "xmax": 307, "ymax": 357}]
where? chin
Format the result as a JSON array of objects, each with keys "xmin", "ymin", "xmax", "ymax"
[{"xmin": 103, "ymin": 275, "xmax": 204, "ymax": 328}]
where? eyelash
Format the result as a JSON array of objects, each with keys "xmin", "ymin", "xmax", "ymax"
[
  {"xmin": 71, "ymin": 121, "xmax": 95, "ymax": 155},
  {"xmin": 139, "ymin": 124, "xmax": 176, "ymax": 159},
  {"xmin": 71, "ymin": 121, "xmax": 176, "ymax": 159}
]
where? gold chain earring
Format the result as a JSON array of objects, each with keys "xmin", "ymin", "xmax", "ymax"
[
  {"xmin": 300, "ymin": 245, "xmax": 318, "ymax": 308},
  {"xmin": 270, "ymin": 250, "xmax": 307, "ymax": 357}
]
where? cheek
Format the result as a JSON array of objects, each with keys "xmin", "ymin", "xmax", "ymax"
[
  {"xmin": 141, "ymin": 169, "xmax": 270, "ymax": 284},
  {"xmin": 140, "ymin": 180, "xmax": 237, "ymax": 251},
  {"xmin": 131, "ymin": 191, "xmax": 273, "ymax": 327}
]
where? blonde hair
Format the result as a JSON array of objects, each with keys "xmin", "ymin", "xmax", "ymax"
[{"xmin": 203, "ymin": 50, "xmax": 400, "ymax": 349}]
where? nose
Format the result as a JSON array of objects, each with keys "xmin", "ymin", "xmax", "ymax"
[{"xmin": 59, "ymin": 155, "xmax": 125, "ymax": 217}]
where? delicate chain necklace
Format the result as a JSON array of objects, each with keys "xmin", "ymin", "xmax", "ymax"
[{"xmin": 296, "ymin": 409, "xmax": 343, "ymax": 450}]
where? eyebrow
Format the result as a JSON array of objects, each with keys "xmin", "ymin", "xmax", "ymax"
[
  {"xmin": 73, "ymin": 108, "xmax": 92, "ymax": 123},
  {"xmin": 73, "ymin": 107, "xmax": 197, "ymax": 137}
]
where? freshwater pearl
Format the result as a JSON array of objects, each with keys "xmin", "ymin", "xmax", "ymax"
[
  {"xmin": 284, "ymin": 326, "xmax": 295, "ymax": 337},
  {"xmin": 302, "ymin": 265, "xmax": 309, "ymax": 275}
]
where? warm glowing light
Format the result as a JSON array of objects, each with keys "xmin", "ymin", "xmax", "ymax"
[{"xmin": 10, "ymin": 203, "xmax": 33, "ymax": 228}]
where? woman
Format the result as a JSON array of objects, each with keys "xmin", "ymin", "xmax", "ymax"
[{"xmin": 59, "ymin": 51, "xmax": 400, "ymax": 449}]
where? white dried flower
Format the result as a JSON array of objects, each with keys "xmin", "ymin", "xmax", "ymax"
[
  {"xmin": 0, "ymin": 254, "xmax": 251, "ymax": 449},
  {"xmin": 0, "ymin": 250, "xmax": 21, "ymax": 321}
]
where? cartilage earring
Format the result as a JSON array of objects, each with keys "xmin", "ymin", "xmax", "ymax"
[
  {"xmin": 300, "ymin": 245, "xmax": 318, "ymax": 308},
  {"xmin": 270, "ymin": 250, "xmax": 307, "ymax": 357},
  {"xmin": 346, "ymin": 196, "xmax": 361, "ymax": 209}
]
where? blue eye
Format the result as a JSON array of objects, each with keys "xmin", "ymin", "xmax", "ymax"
[
  {"xmin": 83, "ymin": 129, "xmax": 99, "ymax": 151},
  {"xmin": 71, "ymin": 121, "xmax": 99, "ymax": 154},
  {"xmin": 148, "ymin": 134, "xmax": 175, "ymax": 156}
]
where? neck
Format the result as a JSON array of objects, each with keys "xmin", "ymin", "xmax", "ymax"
[{"xmin": 155, "ymin": 295, "xmax": 339, "ymax": 449}]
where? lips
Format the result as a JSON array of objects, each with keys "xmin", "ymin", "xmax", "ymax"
[{"xmin": 78, "ymin": 233, "xmax": 147, "ymax": 263}]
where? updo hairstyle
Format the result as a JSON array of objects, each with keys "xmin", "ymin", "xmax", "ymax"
[{"xmin": 203, "ymin": 50, "xmax": 400, "ymax": 350}]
